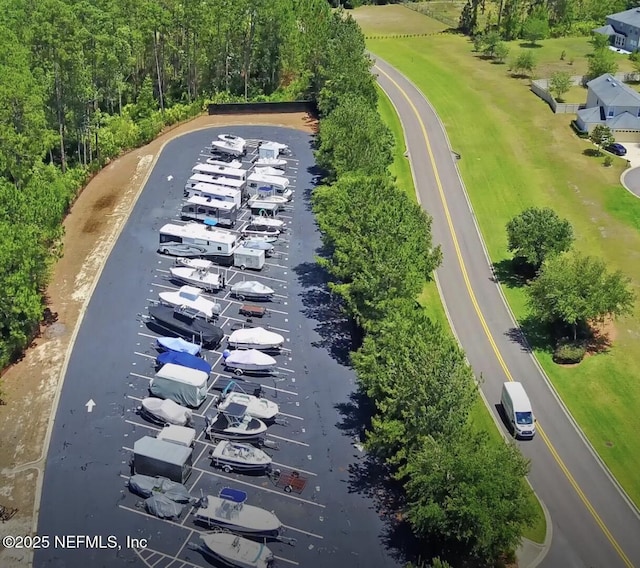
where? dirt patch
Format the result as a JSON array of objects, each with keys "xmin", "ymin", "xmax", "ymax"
[{"xmin": 0, "ymin": 111, "xmax": 316, "ymax": 567}]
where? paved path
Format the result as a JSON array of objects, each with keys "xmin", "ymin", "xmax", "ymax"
[{"xmin": 374, "ymin": 55, "xmax": 640, "ymax": 568}]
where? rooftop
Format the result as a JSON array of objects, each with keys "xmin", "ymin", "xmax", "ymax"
[
  {"xmin": 608, "ymin": 8, "xmax": 640, "ymax": 28},
  {"xmin": 587, "ymin": 74, "xmax": 640, "ymax": 108}
]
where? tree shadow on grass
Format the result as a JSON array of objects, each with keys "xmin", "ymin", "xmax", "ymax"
[
  {"xmin": 492, "ymin": 258, "xmax": 533, "ymax": 289},
  {"xmin": 509, "ymin": 72, "xmax": 533, "ymax": 79},
  {"xmin": 583, "ymin": 148, "xmax": 601, "ymax": 157},
  {"xmin": 518, "ymin": 42, "xmax": 544, "ymax": 49}
]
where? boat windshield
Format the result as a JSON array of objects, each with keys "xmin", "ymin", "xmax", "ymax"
[{"xmin": 515, "ymin": 411, "xmax": 533, "ymax": 425}]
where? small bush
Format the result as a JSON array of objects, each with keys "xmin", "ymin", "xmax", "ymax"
[
  {"xmin": 570, "ymin": 120, "xmax": 589, "ymax": 138},
  {"xmin": 603, "ymin": 155, "xmax": 613, "ymax": 167},
  {"xmin": 553, "ymin": 342, "xmax": 586, "ymax": 364}
]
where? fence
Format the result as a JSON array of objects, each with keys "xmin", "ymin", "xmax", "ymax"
[
  {"xmin": 531, "ymin": 72, "xmax": 640, "ymax": 114},
  {"xmin": 208, "ymin": 101, "xmax": 318, "ymax": 116}
]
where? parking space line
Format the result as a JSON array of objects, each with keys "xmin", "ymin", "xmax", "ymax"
[
  {"xmin": 276, "ymin": 366, "xmax": 295, "ymax": 374},
  {"xmin": 274, "ymin": 556, "xmax": 299, "ymax": 566},
  {"xmin": 190, "ymin": 465, "xmax": 325, "ymax": 508},
  {"xmin": 278, "ymin": 411, "xmax": 304, "ymax": 421},
  {"xmin": 227, "ymin": 272, "xmax": 287, "ymax": 284},
  {"xmin": 265, "ymin": 262, "xmax": 288, "ymax": 270},
  {"xmin": 130, "ymin": 372, "xmax": 152, "ymax": 381},
  {"xmin": 125, "ymin": 419, "xmax": 159, "ymax": 431},
  {"xmin": 282, "ymin": 524, "xmax": 324, "ymax": 540},
  {"xmin": 134, "ymin": 351, "xmax": 155, "ymax": 360},
  {"xmin": 167, "ymin": 530, "xmax": 195, "ymax": 567},
  {"xmin": 271, "ymin": 463, "xmax": 317, "ymax": 477},
  {"xmin": 266, "ymin": 434, "xmax": 309, "ymax": 447},
  {"xmin": 119, "ymin": 504, "xmax": 189, "ymax": 531}
]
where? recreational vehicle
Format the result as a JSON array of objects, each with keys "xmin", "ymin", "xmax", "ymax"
[
  {"xmin": 185, "ymin": 174, "xmax": 245, "ymax": 193},
  {"xmin": 192, "ymin": 163, "xmax": 247, "ymax": 182},
  {"xmin": 159, "ymin": 223, "xmax": 238, "ymax": 265},
  {"xmin": 184, "ymin": 182, "xmax": 242, "ymax": 207},
  {"xmin": 246, "ymin": 173, "xmax": 291, "ymax": 200},
  {"xmin": 180, "ymin": 196, "xmax": 237, "ymax": 227},
  {"xmin": 248, "ymin": 200, "xmax": 280, "ymax": 218}
]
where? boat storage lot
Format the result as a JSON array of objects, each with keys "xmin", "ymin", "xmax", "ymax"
[{"xmin": 35, "ymin": 127, "xmax": 399, "ymax": 568}]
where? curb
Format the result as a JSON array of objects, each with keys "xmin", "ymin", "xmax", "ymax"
[{"xmin": 620, "ymin": 165, "xmax": 640, "ymax": 200}]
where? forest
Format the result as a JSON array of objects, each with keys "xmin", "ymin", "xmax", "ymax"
[{"xmin": 0, "ymin": 0, "xmax": 355, "ymax": 370}]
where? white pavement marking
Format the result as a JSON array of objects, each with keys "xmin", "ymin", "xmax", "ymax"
[
  {"xmin": 134, "ymin": 351, "xmax": 155, "ymax": 360},
  {"xmin": 190, "ymin": 465, "xmax": 325, "ymax": 508},
  {"xmin": 267, "ymin": 434, "xmax": 309, "ymax": 447},
  {"xmin": 278, "ymin": 411, "xmax": 304, "ymax": 421},
  {"xmin": 130, "ymin": 372, "xmax": 152, "ymax": 381},
  {"xmin": 282, "ymin": 524, "xmax": 324, "ymax": 540},
  {"xmin": 271, "ymin": 463, "xmax": 317, "ymax": 477}
]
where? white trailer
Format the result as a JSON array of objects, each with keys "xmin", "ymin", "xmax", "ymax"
[{"xmin": 233, "ymin": 247, "xmax": 266, "ymax": 271}]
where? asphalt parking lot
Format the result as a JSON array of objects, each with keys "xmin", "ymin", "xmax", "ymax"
[{"xmin": 35, "ymin": 127, "xmax": 400, "ymax": 568}]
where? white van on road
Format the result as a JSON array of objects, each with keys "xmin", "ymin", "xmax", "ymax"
[{"xmin": 501, "ymin": 381, "xmax": 536, "ymax": 439}]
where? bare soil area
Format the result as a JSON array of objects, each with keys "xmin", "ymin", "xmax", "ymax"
[{"xmin": 0, "ymin": 112, "xmax": 316, "ymax": 566}]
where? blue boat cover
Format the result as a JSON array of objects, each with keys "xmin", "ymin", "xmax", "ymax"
[
  {"xmin": 204, "ymin": 218, "xmax": 217, "ymax": 226},
  {"xmin": 157, "ymin": 351, "xmax": 212, "ymax": 374},
  {"xmin": 157, "ymin": 337, "xmax": 201, "ymax": 356},
  {"xmin": 220, "ymin": 487, "xmax": 247, "ymax": 503},
  {"xmin": 258, "ymin": 186, "xmax": 271, "ymax": 192}
]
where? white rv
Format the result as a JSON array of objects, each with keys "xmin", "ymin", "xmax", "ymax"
[
  {"xmin": 159, "ymin": 223, "xmax": 238, "ymax": 265},
  {"xmin": 184, "ymin": 182, "xmax": 242, "ymax": 208},
  {"xmin": 501, "ymin": 382, "xmax": 536, "ymax": 439},
  {"xmin": 192, "ymin": 163, "xmax": 247, "ymax": 182},
  {"xmin": 246, "ymin": 173, "xmax": 291, "ymax": 200},
  {"xmin": 180, "ymin": 196, "xmax": 237, "ymax": 227},
  {"xmin": 185, "ymin": 174, "xmax": 245, "ymax": 193}
]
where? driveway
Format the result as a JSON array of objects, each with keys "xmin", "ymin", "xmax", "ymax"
[{"xmin": 618, "ymin": 142, "xmax": 640, "ymax": 198}]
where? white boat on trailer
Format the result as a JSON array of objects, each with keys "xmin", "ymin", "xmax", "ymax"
[
  {"xmin": 159, "ymin": 285, "xmax": 222, "ymax": 319},
  {"xmin": 230, "ymin": 281, "xmax": 275, "ymax": 301},
  {"xmin": 249, "ymin": 193, "xmax": 289, "ymax": 206},
  {"xmin": 255, "ymin": 156, "xmax": 286, "ymax": 167},
  {"xmin": 249, "ymin": 216, "xmax": 285, "ymax": 229},
  {"xmin": 169, "ymin": 265, "xmax": 225, "ymax": 293},
  {"xmin": 212, "ymin": 138, "xmax": 246, "ymax": 157},
  {"xmin": 223, "ymin": 349, "xmax": 277, "ymax": 375},
  {"xmin": 206, "ymin": 157, "xmax": 242, "ymax": 169},
  {"xmin": 175, "ymin": 257, "xmax": 214, "ymax": 270},
  {"xmin": 218, "ymin": 134, "xmax": 247, "ymax": 146},
  {"xmin": 254, "ymin": 166, "xmax": 285, "ymax": 176},
  {"xmin": 193, "ymin": 531, "xmax": 275, "ymax": 568},
  {"xmin": 205, "ymin": 403, "xmax": 268, "ymax": 440},
  {"xmin": 241, "ymin": 224, "xmax": 281, "ymax": 238},
  {"xmin": 216, "ymin": 380, "xmax": 279, "ymax": 421},
  {"xmin": 228, "ymin": 328, "xmax": 284, "ymax": 351},
  {"xmin": 209, "ymin": 440, "xmax": 272, "ymax": 473},
  {"xmin": 194, "ymin": 487, "xmax": 289, "ymax": 541}
]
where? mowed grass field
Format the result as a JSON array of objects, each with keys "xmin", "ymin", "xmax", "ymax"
[
  {"xmin": 357, "ymin": 5, "xmax": 640, "ymax": 506},
  {"xmin": 377, "ymin": 86, "xmax": 547, "ymax": 544}
]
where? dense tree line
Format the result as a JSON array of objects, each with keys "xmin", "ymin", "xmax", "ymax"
[
  {"xmin": 0, "ymin": 0, "xmax": 372, "ymax": 371},
  {"xmin": 312, "ymin": 10, "xmax": 535, "ymax": 564},
  {"xmin": 459, "ymin": 0, "xmax": 640, "ymax": 40}
]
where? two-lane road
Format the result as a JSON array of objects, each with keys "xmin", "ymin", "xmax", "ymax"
[{"xmin": 374, "ymin": 56, "xmax": 640, "ymax": 568}]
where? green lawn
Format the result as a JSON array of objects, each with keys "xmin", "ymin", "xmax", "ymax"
[
  {"xmin": 378, "ymin": 86, "xmax": 547, "ymax": 545},
  {"xmin": 351, "ymin": 4, "xmax": 448, "ymax": 37},
  {"xmin": 355, "ymin": 6, "xmax": 640, "ymax": 508}
]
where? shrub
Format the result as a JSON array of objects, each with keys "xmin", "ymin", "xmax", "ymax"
[
  {"xmin": 553, "ymin": 342, "xmax": 586, "ymax": 364},
  {"xmin": 603, "ymin": 155, "xmax": 613, "ymax": 167}
]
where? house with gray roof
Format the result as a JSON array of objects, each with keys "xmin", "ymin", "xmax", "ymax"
[
  {"xmin": 594, "ymin": 8, "xmax": 640, "ymax": 52},
  {"xmin": 575, "ymin": 74, "xmax": 640, "ymax": 140}
]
